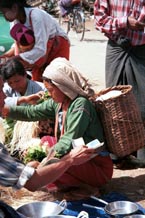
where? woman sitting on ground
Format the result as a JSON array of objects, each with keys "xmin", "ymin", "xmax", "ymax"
[{"xmin": 2, "ymin": 57, "xmax": 113, "ymax": 197}]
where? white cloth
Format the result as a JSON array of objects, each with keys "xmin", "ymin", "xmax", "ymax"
[
  {"xmin": 10, "ymin": 7, "xmax": 69, "ymax": 64},
  {"xmin": 43, "ymin": 57, "xmax": 95, "ymax": 100},
  {"xmin": 4, "ymin": 79, "xmax": 46, "ymax": 106}
]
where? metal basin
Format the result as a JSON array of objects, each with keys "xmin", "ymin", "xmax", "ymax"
[
  {"xmin": 124, "ymin": 215, "xmax": 145, "ymax": 218},
  {"xmin": 43, "ymin": 216, "xmax": 76, "ymax": 218},
  {"xmin": 43, "ymin": 211, "xmax": 89, "ymax": 218},
  {"xmin": 16, "ymin": 200, "xmax": 67, "ymax": 218},
  {"xmin": 104, "ymin": 201, "xmax": 139, "ymax": 216},
  {"xmin": 83, "ymin": 199, "xmax": 138, "ymax": 217}
]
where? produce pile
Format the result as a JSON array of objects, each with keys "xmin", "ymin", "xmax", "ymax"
[
  {"xmin": 1, "ymin": 91, "xmax": 53, "ymax": 163},
  {"xmin": 22, "ymin": 138, "xmax": 49, "ymax": 164}
]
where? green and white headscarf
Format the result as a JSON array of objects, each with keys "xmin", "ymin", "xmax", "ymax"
[{"xmin": 42, "ymin": 57, "xmax": 95, "ymax": 100}]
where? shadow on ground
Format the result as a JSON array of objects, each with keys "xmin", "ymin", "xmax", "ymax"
[
  {"xmin": 83, "ymin": 38, "xmax": 107, "ymax": 43},
  {"xmin": 102, "ymin": 173, "xmax": 145, "ymax": 205}
]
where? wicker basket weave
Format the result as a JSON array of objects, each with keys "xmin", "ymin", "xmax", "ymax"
[{"xmin": 95, "ymin": 85, "xmax": 145, "ymax": 157}]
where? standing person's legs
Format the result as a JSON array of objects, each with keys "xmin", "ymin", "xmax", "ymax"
[
  {"xmin": 106, "ymin": 40, "xmax": 145, "ymax": 166},
  {"xmin": 47, "ymin": 36, "xmax": 70, "ymax": 63},
  {"xmin": 105, "ymin": 40, "xmax": 127, "ymax": 87}
]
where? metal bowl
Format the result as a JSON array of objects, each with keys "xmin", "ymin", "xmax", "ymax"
[
  {"xmin": 16, "ymin": 200, "xmax": 67, "ymax": 218},
  {"xmin": 43, "ymin": 211, "xmax": 89, "ymax": 218},
  {"xmin": 124, "ymin": 215, "xmax": 145, "ymax": 218},
  {"xmin": 43, "ymin": 216, "xmax": 76, "ymax": 218},
  {"xmin": 104, "ymin": 201, "xmax": 139, "ymax": 216}
]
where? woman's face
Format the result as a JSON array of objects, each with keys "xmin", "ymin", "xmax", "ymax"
[
  {"xmin": 7, "ymin": 74, "xmax": 28, "ymax": 95},
  {"xmin": 43, "ymin": 80, "xmax": 66, "ymax": 103},
  {"xmin": 1, "ymin": 4, "xmax": 18, "ymax": 21}
]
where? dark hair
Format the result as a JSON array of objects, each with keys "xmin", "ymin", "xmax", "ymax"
[
  {"xmin": 42, "ymin": 77, "xmax": 53, "ymax": 84},
  {"xmin": 0, "ymin": 58, "xmax": 26, "ymax": 81},
  {"xmin": 0, "ymin": 0, "xmax": 30, "ymax": 9}
]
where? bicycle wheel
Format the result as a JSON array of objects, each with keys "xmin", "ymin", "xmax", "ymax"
[
  {"xmin": 58, "ymin": 14, "xmax": 71, "ymax": 34},
  {"xmin": 74, "ymin": 10, "xmax": 85, "ymax": 41}
]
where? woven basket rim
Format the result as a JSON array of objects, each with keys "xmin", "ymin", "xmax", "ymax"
[{"xmin": 95, "ymin": 85, "xmax": 132, "ymax": 100}]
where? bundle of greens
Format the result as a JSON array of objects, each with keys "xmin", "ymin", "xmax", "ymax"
[
  {"xmin": 37, "ymin": 91, "xmax": 50, "ymax": 104},
  {"xmin": 23, "ymin": 145, "xmax": 46, "ymax": 164},
  {"xmin": 22, "ymin": 138, "xmax": 49, "ymax": 164}
]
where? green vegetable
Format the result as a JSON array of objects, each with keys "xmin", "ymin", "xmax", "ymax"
[
  {"xmin": 37, "ymin": 91, "xmax": 50, "ymax": 104},
  {"xmin": 23, "ymin": 145, "xmax": 47, "ymax": 164}
]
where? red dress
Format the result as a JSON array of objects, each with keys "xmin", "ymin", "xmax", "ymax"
[{"xmin": 32, "ymin": 36, "xmax": 70, "ymax": 82}]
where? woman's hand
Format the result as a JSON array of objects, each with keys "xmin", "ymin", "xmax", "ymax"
[
  {"xmin": 0, "ymin": 47, "xmax": 15, "ymax": 58},
  {"xmin": 17, "ymin": 91, "xmax": 45, "ymax": 105},
  {"xmin": 2, "ymin": 105, "xmax": 10, "ymax": 118},
  {"xmin": 63, "ymin": 145, "xmax": 97, "ymax": 165}
]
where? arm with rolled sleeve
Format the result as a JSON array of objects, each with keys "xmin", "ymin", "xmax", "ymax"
[
  {"xmin": 0, "ymin": 142, "xmax": 72, "ymax": 191},
  {"xmin": 0, "ymin": 143, "xmax": 35, "ymax": 189},
  {"xmin": 6, "ymin": 97, "xmax": 104, "ymax": 158},
  {"xmin": 0, "ymin": 140, "xmax": 97, "ymax": 191}
]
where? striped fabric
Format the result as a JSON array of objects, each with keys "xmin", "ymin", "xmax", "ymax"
[
  {"xmin": 0, "ymin": 143, "xmax": 34, "ymax": 189},
  {"xmin": 94, "ymin": 0, "xmax": 145, "ymax": 46}
]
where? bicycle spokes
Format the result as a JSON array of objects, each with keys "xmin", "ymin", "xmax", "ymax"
[
  {"xmin": 59, "ymin": 6, "xmax": 85, "ymax": 41},
  {"xmin": 74, "ymin": 11, "xmax": 85, "ymax": 41}
]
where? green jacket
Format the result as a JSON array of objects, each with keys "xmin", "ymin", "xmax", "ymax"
[{"xmin": 9, "ymin": 96, "xmax": 104, "ymax": 157}]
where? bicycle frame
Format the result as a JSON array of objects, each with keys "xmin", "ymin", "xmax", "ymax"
[{"xmin": 59, "ymin": 3, "xmax": 85, "ymax": 41}]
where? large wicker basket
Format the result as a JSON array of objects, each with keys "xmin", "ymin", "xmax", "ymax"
[{"xmin": 95, "ymin": 85, "xmax": 145, "ymax": 157}]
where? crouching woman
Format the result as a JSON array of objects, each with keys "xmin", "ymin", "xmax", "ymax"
[{"xmin": 2, "ymin": 57, "xmax": 113, "ymax": 195}]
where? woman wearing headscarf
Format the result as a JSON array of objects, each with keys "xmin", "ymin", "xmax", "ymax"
[{"xmin": 2, "ymin": 57, "xmax": 113, "ymax": 196}]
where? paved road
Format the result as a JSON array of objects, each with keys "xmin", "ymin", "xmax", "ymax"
[{"xmin": 68, "ymin": 19, "xmax": 108, "ymax": 92}]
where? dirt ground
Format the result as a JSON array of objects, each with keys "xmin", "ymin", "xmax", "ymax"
[
  {"xmin": 104, "ymin": 167, "xmax": 145, "ymax": 208},
  {"xmin": 1, "ymin": 166, "xmax": 145, "ymax": 211}
]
